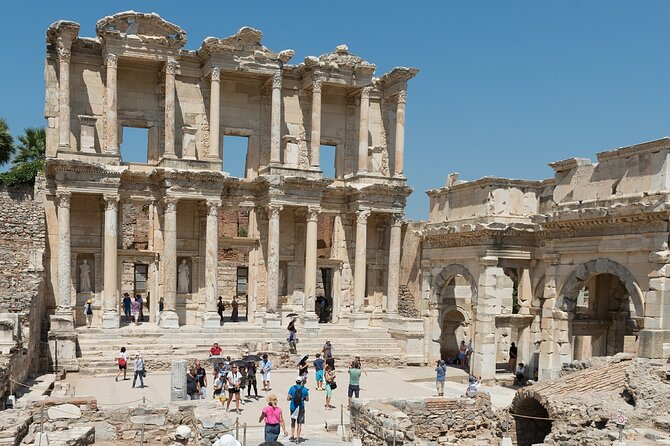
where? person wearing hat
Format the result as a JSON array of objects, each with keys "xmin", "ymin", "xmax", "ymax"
[
  {"xmin": 132, "ymin": 352, "xmax": 145, "ymax": 388},
  {"xmin": 435, "ymin": 359, "xmax": 447, "ymax": 396},
  {"xmin": 171, "ymin": 425, "xmax": 191, "ymax": 445},
  {"xmin": 212, "ymin": 434, "xmax": 241, "ymax": 446},
  {"xmin": 83, "ymin": 299, "xmax": 93, "ymax": 328},
  {"xmin": 287, "ymin": 376, "xmax": 309, "ymax": 443}
]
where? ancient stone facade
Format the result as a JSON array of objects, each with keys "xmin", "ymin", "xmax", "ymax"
[
  {"xmin": 43, "ymin": 11, "xmax": 418, "ymax": 364},
  {"xmin": 421, "ymin": 138, "xmax": 670, "ymax": 381}
]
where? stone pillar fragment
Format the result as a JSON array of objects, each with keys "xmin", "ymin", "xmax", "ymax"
[
  {"xmin": 171, "ymin": 359, "xmax": 188, "ymax": 401},
  {"xmin": 357, "ymin": 87, "xmax": 371, "ymax": 174},
  {"xmin": 310, "ymin": 81, "xmax": 322, "ymax": 168},
  {"xmin": 160, "ymin": 197, "xmax": 179, "ymax": 328},
  {"xmin": 209, "ymin": 67, "xmax": 221, "ymax": 163},
  {"xmin": 105, "ymin": 53, "xmax": 118, "ymax": 154},
  {"xmin": 386, "ymin": 213, "xmax": 403, "ymax": 314},
  {"xmin": 270, "ymin": 72, "xmax": 282, "ymax": 164},
  {"xmin": 266, "ymin": 204, "xmax": 283, "ymax": 314},
  {"xmin": 518, "ymin": 267, "xmax": 532, "ymax": 315},
  {"xmin": 202, "ymin": 199, "xmax": 221, "ymax": 328},
  {"xmin": 57, "ymin": 37, "xmax": 72, "ymax": 150},
  {"xmin": 393, "ymin": 90, "xmax": 406, "ymax": 177},
  {"xmin": 304, "ymin": 206, "xmax": 320, "ymax": 313},
  {"xmin": 101, "ymin": 194, "xmax": 120, "ymax": 328},
  {"xmin": 164, "ymin": 60, "xmax": 177, "ymax": 159},
  {"xmin": 56, "ymin": 191, "xmax": 72, "ymax": 314}
]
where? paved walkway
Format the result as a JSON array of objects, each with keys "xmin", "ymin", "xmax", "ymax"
[{"xmin": 65, "ymin": 365, "xmax": 516, "ymax": 445}]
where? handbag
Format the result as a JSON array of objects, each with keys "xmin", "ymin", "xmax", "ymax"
[
  {"xmin": 329, "ymin": 381, "xmax": 337, "ymax": 390},
  {"xmin": 142, "ymin": 369, "xmax": 147, "ymax": 378}
]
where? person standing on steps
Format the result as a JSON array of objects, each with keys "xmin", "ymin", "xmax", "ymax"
[
  {"xmin": 287, "ymin": 376, "xmax": 310, "ymax": 444},
  {"xmin": 435, "ymin": 359, "xmax": 447, "ymax": 396},
  {"xmin": 132, "ymin": 352, "xmax": 145, "ymax": 388},
  {"xmin": 132, "ymin": 296, "xmax": 141, "ymax": 325},
  {"xmin": 324, "ymin": 364, "xmax": 336, "ymax": 410},
  {"xmin": 247, "ymin": 360, "xmax": 259, "ymax": 399},
  {"xmin": 136, "ymin": 294, "xmax": 144, "ymax": 322},
  {"xmin": 186, "ymin": 365, "xmax": 200, "ymax": 400},
  {"xmin": 231, "ymin": 296, "xmax": 239, "ymax": 322},
  {"xmin": 508, "ymin": 342, "xmax": 517, "ymax": 373},
  {"xmin": 217, "ymin": 296, "xmax": 226, "ymax": 324},
  {"xmin": 287, "ymin": 318, "xmax": 298, "ymax": 354},
  {"xmin": 115, "ymin": 346, "xmax": 128, "ymax": 382},
  {"xmin": 122, "ymin": 293, "xmax": 132, "ymax": 323},
  {"xmin": 226, "ymin": 365, "xmax": 243, "ymax": 414},
  {"xmin": 322, "ymin": 340, "xmax": 335, "ymax": 370},
  {"xmin": 314, "ymin": 353, "xmax": 325, "ymax": 391},
  {"xmin": 83, "ymin": 299, "xmax": 93, "ymax": 328},
  {"xmin": 195, "ymin": 359, "xmax": 207, "ymax": 399},
  {"xmin": 347, "ymin": 360, "xmax": 362, "ymax": 406},
  {"xmin": 261, "ymin": 354, "xmax": 273, "ymax": 391}
]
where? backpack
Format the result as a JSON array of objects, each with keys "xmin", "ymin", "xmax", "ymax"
[
  {"xmin": 85, "ymin": 303, "xmax": 93, "ymax": 315},
  {"xmin": 292, "ymin": 385, "xmax": 303, "ymax": 406}
]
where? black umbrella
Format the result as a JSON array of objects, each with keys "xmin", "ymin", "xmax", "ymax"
[
  {"xmin": 230, "ymin": 359, "xmax": 248, "ymax": 368},
  {"xmin": 243, "ymin": 354, "xmax": 262, "ymax": 362},
  {"xmin": 295, "ymin": 354, "xmax": 309, "ymax": 366},
  {"xmin": 285, "ymin": 312, "xmax": 299, "ymax": 318}
]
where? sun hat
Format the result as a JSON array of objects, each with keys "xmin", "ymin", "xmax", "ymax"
[
  {"xmin": 212, "ymin": 434, "xmax": 241, "ymax": 446},
  {"xmin": 295, "ymin": 376, "xmax": 303, "ymax": 383},
  {"xmin": 175, "ymin": 425, "xmax": 192, "ymax": 440},
  {"xmin": 86, "ymin": 299, "xmax": 92, "ymax": 304}
]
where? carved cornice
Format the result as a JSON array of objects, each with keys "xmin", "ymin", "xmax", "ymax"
[{"xmin": 56, "ymin": 191, "xmax": 71, "ymax": 209}]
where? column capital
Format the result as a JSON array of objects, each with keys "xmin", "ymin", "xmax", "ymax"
[
  {"xmin": 103, "ymin": 193, "xmax": 120, "ymax": 210},
  {"xmin": 360, "ymin": 86, "xmax": 372, "ymax": 100},
  {"xmin": 56, "ymin": 191, "xmax": 72, "ymax": 209},
  {"xmin": 206, "ymin": 198, "xmax": 222, "ymax": 215},
  {"xmin": 356, "ymin": 208, "xmax": 371, "ymax": 224},
  {"xmin": 211, "ymin": 66, "xmax": 221, "ymax": 81},
  {"xmin": 313, "ymin": 80, "xmax": 323, "ymax": 94},
  {"xmin": 56, "ymin": 36, "xmax": 72, "ymax": 63},
  {"xmin": 272, "ymin": 71, "xmax": 282, "ymax": 89},
  {"xmin": 479, "ymin": 255, "xmax": 499, "ymax": 267},
  {"xmin": 543, "ymin": 253, "xmax": 561, "ymax": 266},
  {"xmin": 390, "ymin": 212, "xmax": 404, "ymax": 227},
  {"xmin": 266, "ymin": 203, "xmax": 283, "ymax": 219},
  {"xmin": 165, "ymin": 59, "xmax": 178, "ymax": 76},
  {"xmin": 306, "ymin": 206, "xmax": 321, "ymax": 222},
  {"xmin": 397, "ymin": 89, "xmax": 407, "ymax": 104},
  {"xmin": 164, "ymin": 196, "xmax": 179, "ymax": 213},
  {"xmin": 105, "ymin": 52, "xmax": 118, "ymax": 68}
]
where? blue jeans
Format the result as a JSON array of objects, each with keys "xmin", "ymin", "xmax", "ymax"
[
  {"xmin": 264, "ymin": 424, "xmax": 280, "ymax": 441},
  {"xmin": 133, "ymin": 370, "xmax": 144, "ymax": 388}
]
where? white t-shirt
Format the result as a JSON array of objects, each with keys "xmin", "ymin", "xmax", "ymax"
[
  {"xmin": 118, "ymin": 352, "xmax": 128, "ymax": 362},
  {"xmin": 227, "ymin": 371, "xmax": 242, "ymax": 387}
]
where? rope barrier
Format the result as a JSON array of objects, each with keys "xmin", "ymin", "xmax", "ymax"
[{"xmin": 508, "ymin": 411, "xmax": 557, "ymax": 422}]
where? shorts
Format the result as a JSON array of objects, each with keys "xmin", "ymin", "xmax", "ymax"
[
  {"xmin": 348, "ymin": 384, "xmax": 360, "ymax": 398},
  {"xmin": 315, "ymin": 370, "xmax": 324, "ymax": 382},
  {"xmin": 118, "ymin": 364, "xmax": 127, "ymax": 370},
  {"xmin": 228, "ymin": 387, "xmax": 240, "ymax": 394},
  {"xmin": 262, "ymin": 371, "xmax": 271, "ymax": 381},
  {"xmin": 290, "ymin": 406, "xmax": 305, "ymax": 425}
]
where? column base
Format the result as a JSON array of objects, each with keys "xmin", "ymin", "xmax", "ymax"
[
  {"xmin": 264, "ymin": 313, "xmax": 282, "ymax": 328},
  {"xmin": 101, "ymin": 312, "xmax": 120, "ymax": 329},
  {"xmin": 48, "ymin": 313, "xmax": 77, "ymax": 372},
  {"xmin": 158, "ymin": 310, "xmax": 179, "ymax": 329},
  {"xmin": 350, "ymin": 313, "xmax": 369, "ymax": 329},
  {"xmin": 50, "ymin": 312, "xmax": 74, "ymax": 331},
  {"xmin": 303, "ymin": 314, "xmax": 319, "ymax": 335},
  {"xmin": 202, "ymin": 311, "xmax": 222, "ymax": 329}
]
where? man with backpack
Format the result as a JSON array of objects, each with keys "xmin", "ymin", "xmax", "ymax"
[{"xmin": 287, "ymin": 376, "xmax": 310, "ymax": 443}]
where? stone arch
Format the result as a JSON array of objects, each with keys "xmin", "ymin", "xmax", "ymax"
[
  {"xmin": 510, "ymin": 388, "xmax": 556, "ymax": 446},
  {"xmin": 556, "ymin": 258, "xmax": 644, "ymax": 317},
  {"xmin": 432, "ymin": 264, "xmax": 478, "ymax": 307}
]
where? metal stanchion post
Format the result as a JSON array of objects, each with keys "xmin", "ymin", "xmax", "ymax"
[
  {"xmin": 140, "ymin": 423, "xmax": 145, "ymax": 445},
  {"xmin": 341, "ymin": 404, "xmax": 345, "ymax": 441},
  {"xmin": 236, "ymin": 417, "xmax": 240, "ymax": 439},
  {"xmin": 243, "ymin": 423, "xmax": 247, "ymax": 446}
]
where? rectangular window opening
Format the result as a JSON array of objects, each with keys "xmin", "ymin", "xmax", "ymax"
[
  {"xmin": 120, "ymin": 127, "xmax": 149, "ymax": 164},
  {"xmin": 320, "ymin": 145, "xmax": 336, "ymax": 178},
  {"xmin": 223, "ymin": 135, "xmax": 249, "ymax": 178},
  {"xmin": 134, "ymin": 264, "xmax": 148, "ymax": 292}
]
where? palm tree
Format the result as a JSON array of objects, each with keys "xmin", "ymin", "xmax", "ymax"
[
  {"xmin": 12, "ymin": 127, "xmax": 45, "ymax": 170},
  {"xmin": 0, "ymin": 118, "xmax": 14, "ymax": 165}
]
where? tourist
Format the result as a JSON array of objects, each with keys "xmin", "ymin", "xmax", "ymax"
[
  {"xmin": 132, "ymin": 352, "xmax": 145, "ymax": 388},
  {"xmin": 186, "ymin": 365, "xmax": 200, "ymax": 400},
  {"xmin": 298, "ymin": 358, "xmax": 308, "ymax": 384},
  {"xmin": 324, "ymin": 364, "xmax": 336, "ymax": 410},
  {"xmin": 131, "ymin": 296, "xmax": 141, "ymax": 325},
  {"xmin": 287, "ymin": 376, "xmax": 310, "ymax": 443},
  {"xmin": 115, "ymin": 347, "xmax": 128, "ymax": 382},
  {"xmin": 122, "ymin": 293, "xmax": 132, "ymax": 322},
  {"xmin": 158, "ymin": 297, "xmax": 164, "ymax": 321},
  {"xmin": 354, "ymin": 355, "xmax": 368, "ymax": 376},
  {"xmin": 458, "ymin": 340, "xmax": 467, "ymax": 367},
  {"xmin": 217, "ymin": 296, "xmax": 226, "ymax": 324},
  {"xmin": 515, "ymin": 363, "xmax": 526, "ymax": 385},
  {"xmin": 466, "ymin": 375, "xmax": 480, "ymax": 397},
  {"xmin": 247, "ymin": 360, "xmax": 259, "ymax": 399},
  {"xmin": 226, "ymin": 364, "xmax": 243, "ymax": 413},
  {"xmin": 195, "ymin": 359, "xmax": 207, "ymax": 399},
  {"xmin": 508, "ymin": 342, "xmax": 517, "ymax": 373},
  {"xmin": 347, "ymin": 360, "xmax": 362, "ymax": 405},
  {"xmin": 287, "ymin": 318, "xmax": 298, "ymax": 354},
  {"xmin": 171, "ymin": 425, "xmax": 191, "ymax": 446},
  {"xmin": 435, "ymin": 359, "xmax": 447, "ymax": 397},
  {"xmin": 212, "ymin": 434, "xmax": 242, "ymax": 446},
  {"xmin": 136, "ymin": 294, "xmax": 144, "ymax": 321},
  {"xmin": 261, "ymin": 354, "xmax": 273, "ymax": 391},
  {"xmin": 259, "ymin": 394, "xmax": 287, "ymax": 441},
  {"xmin": 322, "ymin": 340, "xmax": 335, "ymax": 370},
  {"xmin": 213, "ymin": 371, "xmax": 224, "ymax": 399},
  {"xmin": 314, "ymin": 353, "xmax": 325, "ymax": 391},
  {"xmin": 83, "ymin": 299, "xmax": 93, "ymax": 328},
  {"xmin": 210, "ymin": 342, "xmax": 223, "ymax": 357},
  {"xmin": 231, "ymin": 296, "xmax": 239, "ymax": 322}
]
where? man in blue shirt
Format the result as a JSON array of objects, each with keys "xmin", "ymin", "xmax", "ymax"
[
  {"xmin": 313, "ymin": 354, "xmax": 325, "ymax": 391},
  {"xmin": 435, "ymin": 359, "xmax": 447, "ymax": 396},
  {"xmin": 287, "ymin": 376, "xmax": 310, "ymax": 443}
]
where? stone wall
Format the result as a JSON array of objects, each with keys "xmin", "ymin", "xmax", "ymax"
[
  {"xmin": 350, "ymin": 393, "xmax": 503, "ymax": 445},
  {"xmin": 0, "ymin": 177, "xmax": 47, "ymax": 407}
]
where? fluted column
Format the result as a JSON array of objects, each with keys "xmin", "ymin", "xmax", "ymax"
[
  {"xmin": 304, "ymin": 206, "xmax": 320, "ymax": 312},
  {"xmin": 105, "ymin": 53, "xmax": 118, "ymax": 154},
  {"xmin": 394, "ymin": 90, "xmax": 406, "ymax": 177},
  {"xmin": 386, "ymin": 213, "xmax": 403, "ymax": 314},
  {"xmin": 310, "ymin": 81, "xmax": 322, "ymax": 168},
  {"xmin": 164, "ymin": 59, "xmax": 178, "ymax": 159},
  {"xmin": 56, "ymin": 191, "xmax": 72, "ymax": 314},
  {"xmin": 270, "ymin": 72, "xmax": 282, "ymax": 164},
  {"xmin": 209, "ymin": 67, "xmax": 221, "ymax": 163},
  {"xmin": 266, "ymin": 204, "xmax": 283, "ymax": 313},
  {"xmin": 357, "ymin": 87, "xmax": 371, "ymax": 174},
  {"xmin": 354, "ymin": 209, "xmax": 370, "ymax": 312},
  {"xmin": 57, "ymin": 37, "xmax": 72, "ymax": 150},
  {"xmin": 160, "ymin": 196, "xmax": 179, "ymax": 328},
  {"xmin": 202, "ymin": 199, "xmax": 222, "ymax": 328},
  {"xmin": 101, "ymin": 194, "xmax": 120, "ymax": 328}
]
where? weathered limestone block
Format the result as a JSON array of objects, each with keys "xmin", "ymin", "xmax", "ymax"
[
  {"xmin": 47, "ymin": 403, "xmax": 82, "ymax": 420},
  {"xmin": 171, "ymin": 360, "xmax": 187, "ymax": 401}
]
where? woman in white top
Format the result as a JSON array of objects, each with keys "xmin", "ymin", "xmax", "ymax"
[
  {"xmin": 115, "ymin": 347, "xmax": 128, "ymax": 382},
  {"xmin": 225, "ymin": 365, "xmax": 243, "ymax": 414}
]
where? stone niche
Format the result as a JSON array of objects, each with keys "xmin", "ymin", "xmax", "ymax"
[
  {"xmin": 76, "ymin": 254, "xmax": 95, "ymax": 294},
  {"xmin": 78, "ymin": 115, "xmax": 97, "ymax": 153},
  {"xmin": 177, "ymin": 257, "xmax": 192, "ymax": 294}
]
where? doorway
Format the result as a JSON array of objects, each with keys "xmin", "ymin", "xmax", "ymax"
[{"xmin": 318, "ymin": 268, "xmax": 333, "ymax": 323}]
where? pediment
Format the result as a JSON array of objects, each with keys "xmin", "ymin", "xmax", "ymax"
[
  {"xmin": 305, "ymin": 45, "xmax": 375, "ymax": 74},
  {"xmin": 96, "ymin": 11, "xmax": 186, "ymax": 48},
  {"xmin": 198, "ymin": 27, "xmax": 294, "ymax": 63}
]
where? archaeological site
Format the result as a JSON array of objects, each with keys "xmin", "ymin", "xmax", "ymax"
[{"xmin": 0, "ymin": 9, "xmax": 669, "ymax": 446}]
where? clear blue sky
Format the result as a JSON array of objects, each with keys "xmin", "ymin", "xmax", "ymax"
[{"xmin": 2, "ymin": 1, "xmax": 670, "ymax": 219}]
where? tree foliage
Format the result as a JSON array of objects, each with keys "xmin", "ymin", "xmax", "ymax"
[
  {"xmin": 0, "ymin": 123, "xmax": 46, "ymax": 187},
  {"xmin": 0, "ymin": 118, "xmax": 14, "ymax": 165}
]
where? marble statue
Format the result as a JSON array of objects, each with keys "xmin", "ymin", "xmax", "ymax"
[
  {"xmin": 79, "ymin": 259, "xmax": 92, "ymax": 293},
  {"xmin": 178, "ymin": 259, "xmax": 190, "ymax": 293}
]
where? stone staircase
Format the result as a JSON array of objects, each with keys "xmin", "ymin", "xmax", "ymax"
[{"xmin": 75, "ymin": 323, "xmax": 405, "ymax": 374}]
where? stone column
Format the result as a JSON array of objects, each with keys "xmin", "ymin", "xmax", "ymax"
[
  {"xmin": 472, "ymin": 256, "xmax": 502, "ymax": 383},
  {"xmin": 202, "ymin": 199, "xmax": 221, "ymax": 328},
  {"xmin": 56, "ymin": 37, "xmax": 72, "ymax": 150},
  {"xmin": 266, "ymin": 204, "xmax": 283, "ymax": 315},
  {"xmin": 56, "ymin": 191, "xmax": 72, "ymax": 314},
  {"xmin": 353, "ymin": 209, "xmax": 370, "ymax": 313},
  {"xmin": 164, "ymin": 59, "xmax": 178, "ymax": 159},
  {"xmin": 357, "ymin": 87, "xmax": 371, "ymax": 174},
  {"xmin": 518, "ymin": 267, "xmax": 533, "ymax": 315},
  {"xmin": 386, "ymin": 213, "xmax": 403, "ymax": 314},
  {"xmin": 171, "ymin": 359, "xmax": 188, "ymax": 401},
  {"xmin": 539, "ymin": 253, "xmax": 562, "ymax": 380},
  {"xmin": 101, "ymin": 194, "xmax": 120, "ymax": 328},
  {"xmin": 105, "ymin": 53, "xmax": 118, "ymax": 154},
  {"xmin": 270, "ymin": 72, "xmax": 282, "ymax": 164},
  {"xmin": 160, "ymin": 197, "xmax": 179, "ymax": 328},
  {"xmin": 209, "ymin": 67, "xmax": 221, "ymax": 163},
  {"xmin": 304, "ymin": 206, "xmax": 320, "ymax": 312},
  {"xmin": 394, "ymin": 90, "xmax": 406, "ymax": 177},
  {"xmin": 310, "ymin": 80, "xmax": 322, "ymax": 168}
]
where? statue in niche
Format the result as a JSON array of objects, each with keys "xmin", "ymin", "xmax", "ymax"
[
  {"xmin": 177, "ymin": 259, "xmax": 190, "ymax": 293},
  {"xmin": 79, "ymin": 259, "xmax": 92, "ymax": 293}
]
